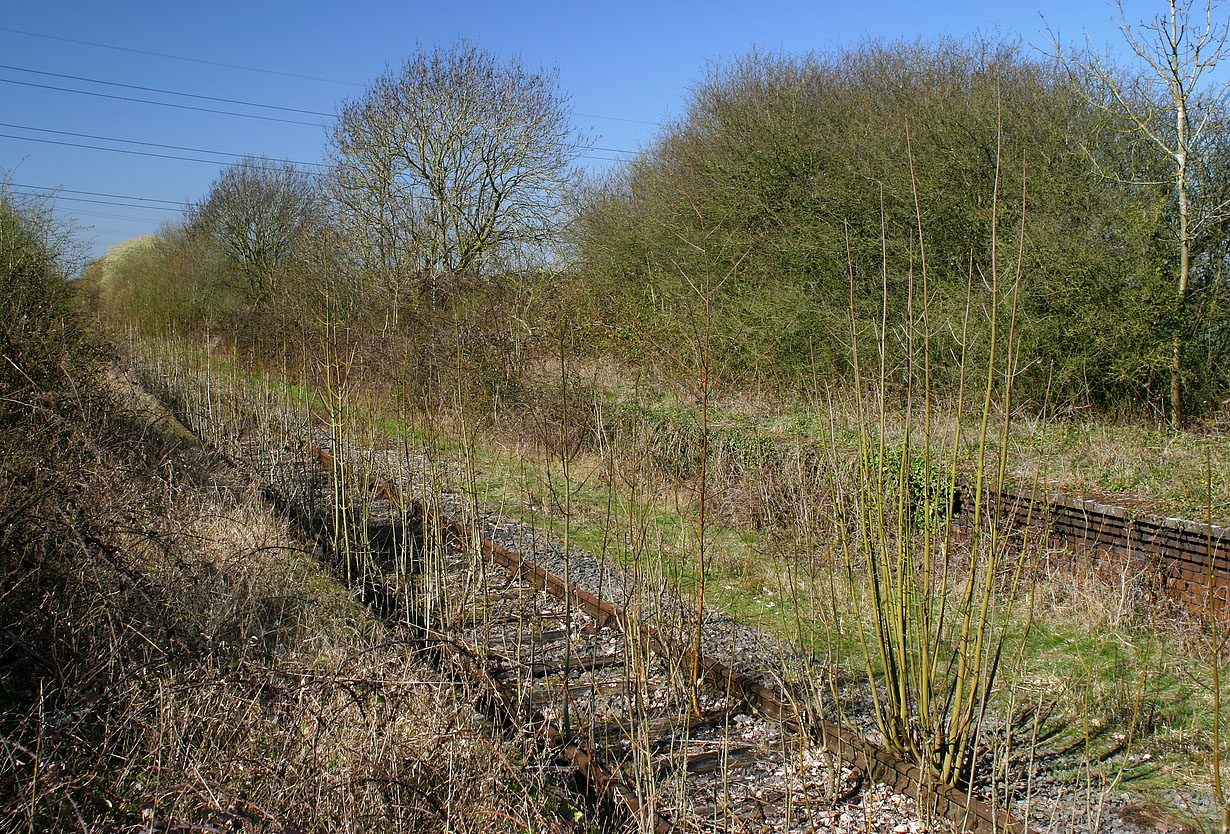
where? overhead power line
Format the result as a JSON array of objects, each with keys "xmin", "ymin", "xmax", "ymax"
[
  {"xmin": 0, "ymin": 25, "xmax": 363, "ymax": 87},
  {"xmin": 8, "ymin": 189, "xmax": 183, "ymax": 212},
  {"xmin": 0, "ymin": 78, "xmax": 324, "ymax": 126},
  {"xmin": 576, "ymin": 112, "xmax": 661, "ymax": 127},
  {"xmin": 0, "ymin": 123, "xmax": 326, "ymax": 168},
  {"xmin": 0, "ymin": 64, "xmax": 336, "ymax": 117},
  {"xmin": 0, "ymin": 70, "xmax": 639, "ymax": 155},
  {"xmin": 75, "ymin": 209, "xmax": 173, "ymax": 224},
  {"xmin": 0, "ymin": 131, "xmax": 325, "ymax": 170},
  {"xmin": 9, "ymin": 182, "xmax": 189, "ymax": 206},
  {"xmin": 1, "ymin": 76, "xmax": 640, "ymax": 157},
  {"xmin": 1, "ymin": 128, "xmax": 628, "ymax": 169},
  {"xmin": 0, "ymin": 27, "xmax": 664, "ymax": 128}
]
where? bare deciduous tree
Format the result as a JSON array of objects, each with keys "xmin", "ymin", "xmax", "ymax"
[
  {"xmin": 188, "ymin": 157, "xmax": 322, "ymax": 306},
  {"xmin": 1055, "ymin": 0, "xmax": 1230, "ymax": 427},
  {"xmin": 327, "ymin": 39, "xmax": 587, "ymax": 320}
]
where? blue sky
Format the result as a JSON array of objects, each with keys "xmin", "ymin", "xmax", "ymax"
[{"xmin": 0, "ymin": 0, "xmax": 1182, "ymax": 259}]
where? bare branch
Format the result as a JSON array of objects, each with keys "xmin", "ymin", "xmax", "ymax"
[
  {"xmin": 327, "ymin": 38, "xmax": 589, "ymax": 315},
  {"xmin": 186, "ymin": 157, "xmax": 322, "ymax": 306}
]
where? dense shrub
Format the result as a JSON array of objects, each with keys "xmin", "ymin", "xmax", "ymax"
[
  {"xmin": 0, "ymin": 194, "xmax": 98, "ymax": 424},
  {"xmin": 568, "ymin": 37, "xmax": 1215, "ymax": 415}
]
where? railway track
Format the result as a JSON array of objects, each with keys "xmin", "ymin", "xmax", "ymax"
[
  {"xmin": 137, "ymin": 366, "xmax": 1034, "ymax": 834},
  {"xmin": 290, "ymin": 441, "xmax": 1028, "ymax": 834},
  {"xmin": 286, "ymin": 442, "xmax": 899, "ymax": 833}
]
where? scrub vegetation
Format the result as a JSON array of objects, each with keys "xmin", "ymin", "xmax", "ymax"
[{"xmin": 10, "ymin": 9, "xmax": 1230, "ymax": 832}]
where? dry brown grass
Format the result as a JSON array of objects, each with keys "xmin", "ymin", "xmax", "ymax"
[{"xmin": 0, "ymin": 369, "xmax": 561, "ymax": 834}]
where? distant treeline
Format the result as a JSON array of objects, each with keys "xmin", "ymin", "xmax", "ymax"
[{"xmin": 82, "ymin": 36, "xmax": 1230, "ymax": 421}]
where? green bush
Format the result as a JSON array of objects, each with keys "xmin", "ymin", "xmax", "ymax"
[
  {"xmin": 0, "ymin": 193, "xmax": 97, "ymax": 429},
  {"xmin": 858, "ymin": 443, "xmax": 957, "ymax": 530},
  {"xmin": 569, "ymin": 36, "xmax": 1198, "ymax": 415}
]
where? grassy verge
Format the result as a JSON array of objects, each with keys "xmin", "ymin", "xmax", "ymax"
[{"xmin": 601, "ymin": 391, "xmax": 1230, "ymax": 524}]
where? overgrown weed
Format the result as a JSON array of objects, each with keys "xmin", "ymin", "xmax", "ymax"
[
  {"xmin": 1, "ymin": 365, "xmax": 560, "ymax": 832},
  {"xmin": 119, "ymin": 327, "xmax": 1230, "ymax": 829}
]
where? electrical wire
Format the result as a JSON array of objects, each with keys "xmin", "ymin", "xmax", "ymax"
[
  {"xmin": 0, "ymin": 74, "xmax": 638, "ymax": 155},
  {"xmin": 0, "ymin": 25, "xmax": 363, "ymax": 87},
  {"xmin": 74, "ymin": 211, "xmax": 168, "ymax": 223},
  {"xmin": 0, "ymin": 122, "xmax": 325, "ymax": 168},
  {"xmin": 0, "ymin": 78, "xmax": 324, "ymax": 126},
  {"xmin": 0, "ymin": 26, "xmax": 664, "ymax": 128},
  {"xmin": 8, "ymin": 182, "xmax": 189, "ymax": 206},
  {"xmin": 8, "ymin": 189, "xmax": 183, "ymax": 212},
  {"xmin": 1, "ymin": 127, "xmax": 629, "ymax": 167},
  {"xmin": 0, "ymin": 131, "xmax": 320, "ymax": 170},
  {"xmin": 0, "ymin": 64, "xmax": 336, "ymax": 117},
  {"xmin": 2, "ymin": 129, "xmax": 624, "ymax": 168}
]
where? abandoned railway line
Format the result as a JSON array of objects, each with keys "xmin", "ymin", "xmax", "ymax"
[
  {"xmin": 133, "ymin": 358, "xmax": 1230, "ymax": 834},
  {"xmin": 139, "ymin": 364, "xmax": 1037, "ymax": 833}
]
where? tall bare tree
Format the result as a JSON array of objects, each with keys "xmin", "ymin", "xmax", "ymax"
[
  {"xmin": 188, "ymin": 157, "xmax": 322, "ymax": 306},
  {"xmin": 328, "ymin": 39, "xmax": 586, "ymax": 320},
  {"xmin": 1056, "ymin": 0, "xmax": 1230, "ymax": 427}
]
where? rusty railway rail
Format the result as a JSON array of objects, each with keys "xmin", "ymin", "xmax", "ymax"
[
  {"xmin": 303, "ymin": 443, "xmax": 673, "ymax": 834},
  {"xmin": 439, "ymin": 503, "xmax": 1029, "ymax": 833}
]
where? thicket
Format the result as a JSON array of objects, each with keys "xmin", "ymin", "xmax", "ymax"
[
  {"xmin": 1, "ymin": 193, "xmax": 97, "ymax": 413},
  {"xmin": 569, "ymin": 37, "xmax": 1230, "ymax": 417}
]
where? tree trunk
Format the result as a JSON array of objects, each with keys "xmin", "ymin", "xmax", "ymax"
[{"xmin": 1172, "ymin": 74, "xmax": 1190, "ymax": 430}]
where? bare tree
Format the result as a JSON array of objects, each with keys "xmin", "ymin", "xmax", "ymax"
[
  {"xmin": 1055, "ymin": 0, "xmax": 1230, "ymax": 427},
  {"xmin": 188, "ymin": 157, "xmax": 322, "ymax": 306},
  {"xmin": 327, "ymin": 39, "xmax": 587, "ymax": 320}
]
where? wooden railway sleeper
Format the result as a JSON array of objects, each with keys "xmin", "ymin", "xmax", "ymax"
[{"xmin": 426, "ymin": 625, "xmax": 674, "ymax": 834}]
